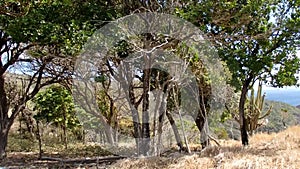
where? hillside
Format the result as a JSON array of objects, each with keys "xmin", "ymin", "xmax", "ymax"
[
  {"xmin": 111, "ymin": 126, "xmax": 300, "ymax": 169},
  {"xmin": 263, "ymin": 100, "xmax": 300, "ymax": 131}
]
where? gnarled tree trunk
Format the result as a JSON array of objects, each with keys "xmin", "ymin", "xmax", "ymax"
[
  {"xmin": 0, "ymin": 125, "xmax": 9, "ymax": 160},
  {"xmin": 141, "ymin": 56, "xmax": 151, "ymax": 156},
  {"xmin": 0, "ymin": 75, "xmax": 9, "ymax": 160}
]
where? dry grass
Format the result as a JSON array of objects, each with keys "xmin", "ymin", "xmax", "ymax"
[{"xmin": 111, "ymin": 126, "xmax": 300, "ymax": 169}]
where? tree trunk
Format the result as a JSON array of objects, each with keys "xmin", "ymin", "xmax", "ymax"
[
  {"xmin": 195, "ymin": 111, "xmax": 209, "ymax": 148},
  {"xmin": 92, "ymin": 112, "xmax": 114, "ymax": 144},
  {"xmin": 200, "ymin": 118, "xmax": 210, "ymax": 148},
  {"xmin": 157, "ymin": 92, "xmax": 168, "ymax": 156},
  {"xmin": 127, "ymin": 83, "xmax": 142, "ymax": 155},
  {"xmin": 19, "ymin": 114, "xmax": 22, "ymax": 136},
  {"xmin": 239, "ymin": 75, "xmax": 253, "ymax": 146},
  {"xmin": 62, "ymin": 125, "xmax": 67, "ymax": 149},
  {"xmin": 0, "ymin": 127, "xmax": 8, "ymax": 160},
  {"xmin": 239, "ymin": 82, "xmax": 249, "ymax": 146},
  {"xmin": 166, "ymin": 111, "xmax": 183, "ymax": 151},
  {"xmin": 0, "ymin": 110, "xmax": 16, "ymax": 161},
  {"xmin": 152, "ymin": 91, "xmax": 161, "ymax": 155},
  {"xmin": 103, "ymin": 122, "xmax": 114, "ymax": 144},
  {"xmin": 62, "ymin": 109, "xmax": 68, "ymax": 149},
  {"xmin": 141, "ymin": 59, "xmax": 151, "ymax": 156},
  {"xmin": 195, "ymin": 91, "xmax": 210, "ymax": 149},
  {"xmin": 178, "ymin": 109, "xmax": 191, "ymax": 153},
  {"xmin": 36, "ymin": 120, "xmax": 42, "ymax": 159},
  {"xmin": 21, "ymin": 109, "xmax": 35, "ymax": 137},
  {"xmin": 0, "ymin": 75, "xmax": 9, "ymax": 160},
  {"xmin": 110, "ymin": 100, "xmax": 118, "ymax": 144},
  {"xmin": 113, "ymin": 119, "xmax": 118, "ymax": 144}
]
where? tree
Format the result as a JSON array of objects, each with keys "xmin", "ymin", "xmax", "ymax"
[
  {"xmin": 73, "ymin": 11, "xmax": 225, "ymax": 156},
  {"xmin": 33, "ymin": 85, "xmax": 80, "ymax": 149},
  {"xmin": 0, "ymin": 0, "xmax": 118, "ymax": 159},
  {"xmin": 179, "ymin": 0, "xmax": 300, "ymax": 145}
]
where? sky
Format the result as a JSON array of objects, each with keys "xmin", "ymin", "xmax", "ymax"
[{"xmin": 262, "ymin": 87, "xmax": 300, "ymax": 106}]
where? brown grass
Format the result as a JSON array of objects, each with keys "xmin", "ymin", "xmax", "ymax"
[{"xmin": 111, "ymin": 126, "xmax": 300, "ymax": 169}]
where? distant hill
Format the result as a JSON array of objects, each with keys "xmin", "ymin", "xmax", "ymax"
[{"xmin": 260, "ymin": 100, "xmax": 300, "ymax": 133}]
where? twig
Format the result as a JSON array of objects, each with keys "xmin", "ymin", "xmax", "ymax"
[
  {"xmin": 39, "ymin": 156, "xmax": 125, "ymax": 164},
  {"xmin": 208, "ymin": 135, "xmax": 221, "ymax": 147}
]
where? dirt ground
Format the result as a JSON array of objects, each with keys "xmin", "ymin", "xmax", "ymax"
[{"xmin": 1, "ymin": 126, "xmax": 300, "ymax": 169}]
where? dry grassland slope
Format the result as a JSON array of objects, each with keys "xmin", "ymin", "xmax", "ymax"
[{"xmin": 111, "ymin": 126, "xmax": 300, "ymax": 169}]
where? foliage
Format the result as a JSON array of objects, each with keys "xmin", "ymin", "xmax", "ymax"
[
  {"xmin": 0, "ymin": 0, "xmax": 121, "ymax": 158},
  {"xmin": 75, "ymin": 108, "xmax": 101, "ymax": 131},
  {"xmin": 177, "ymin": 0, "xmax": 300, "ymax": 145},
  {"xmin": 179, "ymin": 0, "xmax": 300, "ymax": 87},
  {"xmin": 33, "ymin": 85, "xmax": 80, "ymax": 130},
  {"xmin": 1, "ymin": 0, "xmax": 118, "ymax": 55},
  {"xmin": 1, "ymin": 0, "xmax": 299, "ymax": 159}
]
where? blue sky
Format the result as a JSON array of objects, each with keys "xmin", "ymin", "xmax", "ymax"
[{"xmin": 262, "ymin": 87, "xmax": 300, "ymax": 106}]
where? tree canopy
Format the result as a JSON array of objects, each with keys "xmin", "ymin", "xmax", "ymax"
[
  {"xmin": 176, "ymin": 0, "xmax": 300, "ymax": 145},
  {"xmin": 33, "ymin": 85, "xmax": 79, "ymax": 129},
  {"xmin": 0, "ymin": 0, "xmax": 299, "ymax": 160},
  {"xmin": 0, "ymin": 0, "xmax": 119, "ymax": 159}
]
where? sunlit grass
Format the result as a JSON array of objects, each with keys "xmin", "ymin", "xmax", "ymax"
[
  {"xmin": 5, "ymin": 126, "xmax": 300, "ymax": 168},
  {"xmin": 112, "ymin": 125, "xmax": 300, "ymax": 169}
]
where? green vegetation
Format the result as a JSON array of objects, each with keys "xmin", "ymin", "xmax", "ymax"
[
  {"xmin": 33, "ymin": 85, "xmax": 82, "ymax": 148},
  {"xmin": 261, "ymin": 100, "xmax": 300, "ymax": 132},
  {"xmin": 0, "ymin": 0, "xmax": 299, "ymax": 167},
  {"xmin": 180, "ymin": 0, "xmax": 300, "ymax": 145},
  {"xmin": 33, "ymin": 85, "xmax": 80, "ymax": 131}
]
